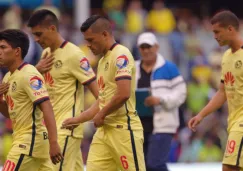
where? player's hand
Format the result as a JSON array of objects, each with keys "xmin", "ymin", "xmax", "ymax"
[
  {"xmin": 188, "ymin": 114, "xmax": 204, "ymax": 132},
  {"xmin": 61, "ymin": 117, "xmax": 80, "ymax": 130},
  {"xmin": 144, "ymin": 96, "xmax": 160, "ymax": 107},
  {"xmin": 36, "ymin": 52, "xmax": 54, "ymax": 74},
  {"xmin": 0, "ymin": 83, "xmax": 9, "ymax": 95},
  {"xmin": 93, "ymin": 112, "xmax": 105, "ymax": 128},
  {"xmin": 49, "ymin": 142, "xmax": 63, "ymax": 165}
]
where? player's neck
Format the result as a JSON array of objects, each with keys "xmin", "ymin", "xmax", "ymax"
[
  {"xmin": 50, "ymin": 34, "xmax": 65, "ymax": 52},
  {"xmin": 103, "ymin": 38, "xmax": 116, "ymax": 55},
  {"xmin": 230, "ymin": 36, "xmax": 243, "ymax": 53},
  {"xmin": 9, "ymin": 60, "xmax": 23, "ymax": 74}
]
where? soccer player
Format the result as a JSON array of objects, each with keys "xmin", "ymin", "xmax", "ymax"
[
  {"xmin": 27, "ymin": 10, "xmax": 98, "ymax": 171},
  {"xmin": 188, "ymin": 11, "xmax": 243, "ymax": 171},
  {"xmin": 62, "ymin": 15, "xmax": 146, "ymax": 171},
  {"xmin": 0, "ymin": 29, "xmax": 63, "ymax": 171}
]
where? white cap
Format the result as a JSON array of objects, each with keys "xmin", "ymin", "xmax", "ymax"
[{"xmin": 137, "ymin": 32, "xmax": 158, "ymax": 46}]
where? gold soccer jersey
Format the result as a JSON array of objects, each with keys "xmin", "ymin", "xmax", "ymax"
[
  {"xmin": 221, "ymin": 48, "xmax": 243, "ymax": 132},
  {"xmin": 41, "ymin": 41, "xmax": 96, "ymax": 138},
  {"xmin": 2, "ymin": 63, "xmax": 50, "ymax": 158},
  {"xmin": 97, "ymin": 43, "xmax": 142, "ymax": 130}
]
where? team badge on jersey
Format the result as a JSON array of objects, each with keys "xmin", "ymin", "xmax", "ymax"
[
  {"xmin": 54, "ymin": 60, "xmax": 63, "ymax": 68},
  {"xmin": 235, "ymin": 60, "xmax": 242, "ymax": 69},
  {"xmin": 11, "ymin": 82, "xmax": 17, "ymax": 92},
  {"xmin": 30, "ymin": 76, "xmax": 43, "ymax": 90},
  {"xmin": 116, "ymin": 55, "xmax": 129, "ymax": 69},
  {"xmin": 80, "ymin": 57, "xmax": 90, "ymax": 71},
  {"xmin": 105, "ymin": 62, "xmax": 109, "ymax": 71}
]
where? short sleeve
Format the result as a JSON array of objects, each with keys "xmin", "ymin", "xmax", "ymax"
[
  {"xmin": 114, "ymin": 54, "xmax": 134, "ymax": 81},
  {"xmin": 23, "ymin": 72, "xmax": 49, "ymax": 105},
  {"xmin": 69, "ymin": 52, "xmax": 96, "ymax": 85}
]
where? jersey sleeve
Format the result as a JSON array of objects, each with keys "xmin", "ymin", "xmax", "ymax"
[
  {"xmin": 69, "ymin": 51, "xmax": 96, "ymax": 85},
  {"xmin": 23, "ymin": 71, "xmax": 49, "ymax": 105},
  {"xmin": 114, "ymin": 52, "xmax": 134, "ymax": 81}
]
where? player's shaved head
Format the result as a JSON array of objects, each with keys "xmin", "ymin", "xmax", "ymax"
[
  {"xmin": 211, "ymin": 10, "xmax": 239, "ymax": 31},
  {"xmin": 27, "ymin": 9, "xmax": 59, "ymax": 29},
  {"xmin": 80, "ymin": 15, "xmax": 112, "ymax": 34}
]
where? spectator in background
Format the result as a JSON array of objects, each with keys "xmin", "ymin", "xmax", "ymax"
[
  {"xmin": 198, "ymin": 132, "xmax": 223, "ymax": 162},
  {"xmin": 104, "ymin": 0, "xmax": 125, "ymax": 41},
  {"xmin": 3, "ymin": 3, "xmax": 22, "ymax": 29},
  {"xmin": 146, "ymin": 0, "xmax": 176, "ymax": 34},
  {"xmin": 135, "ymin": 32, "xmax": 186, "ymax": 171},
  {"xmin": 125, "ymin": 0, "xmax": 146, "ymax": 34}
]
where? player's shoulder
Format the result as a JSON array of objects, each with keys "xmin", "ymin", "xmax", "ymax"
[
  {"xmin": 112, "ymin": 44, "xmax": 134, "ymax": 61},
  {"xmin": 65, "ymin": 42, "xmax": 85, "ymax": 56},
  {"xmin": 20, "ymin": 63, "xmax": 41, "ymax": 76},
  {"xmin": 223, "ymin": 48, "xmax": 231, "ymax": 57},
  {"xmin": 2, "ymin": 72, "xmax": 11, "ymax": 83}
]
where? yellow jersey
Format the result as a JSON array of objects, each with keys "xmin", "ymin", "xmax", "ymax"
[
  {"xmin": 2, "ymin": 63, "xmax": 50, "ymax": 158},
  {"xmin": 41, "ymin": 41, "xmax": 96, "ymax": 138},
  {"xmin": 221, "ymin": 48, "xmax": 243, "ymax": 132},
  {"xmin": 97, "ymin": 43, "xmax": 142, "ymax": 130}
]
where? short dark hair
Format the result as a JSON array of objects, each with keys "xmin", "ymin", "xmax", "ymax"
[
  {"xmin": 211, "ymin": 10, "xmax": 240, "ymax": 30},
  {"xmin": 27, "ymin": 9, "xmax": 59, "ymax": 29},
  {"xmin": 80, "ymin": 15, "xmax": 111, "ymax": 33},
  {"xmin": 0, "ymin": 29, "xmax": 29, "ymax": 59}
]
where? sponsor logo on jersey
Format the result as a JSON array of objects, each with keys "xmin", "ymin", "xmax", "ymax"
[
  {"xmin": 98, "ymin": 76, "xmax": 105, "ymax": 91},
  {"xmin": 80, "ymin": 57, "xmax": 90, "ymax": 71},
  {"xmin": 30, "ymin": 76, "xmax": 43, "ymax": 90},
  {"xmin": 44, "ymin": 72, "xmax": 54, "ymax": 87},
  {"xmin": 6, "ymin": 95, "xmax": 14, "ymax": 110},
  {"xmin": 224, "ymin": 72, "xmax": 235, "ymax": 86},
  {"xmin": 116, "ymin": 55, "xmax": 129, "ymax": 69}
]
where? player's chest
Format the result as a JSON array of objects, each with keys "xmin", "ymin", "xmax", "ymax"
[
  {"xmin": 4, "ymin": 77, "xmax": 25, "ymax": 110},
  {"xmin": 43, "ymin": 58, "xmax": 70, "ymax": 85},
  {"xmin": 97, "ymin": 59, "xmax": 115, "ymax": 91},
  {"xmin": 222, "ymin": 56, "xmax": 243, "ymax": 84}
]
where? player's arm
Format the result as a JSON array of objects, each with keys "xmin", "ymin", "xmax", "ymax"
[
  {"xmin": 188, "ymin": 82, "xmax": 226, "ymax": 131},
  {"xmin": 38, "ymin": 100, "xmax": 63, "ymax": 164},
  {"xmin": 93, "ymin": 79, "xmax": 131, "ymax": 127},
  {"xmin": 0, "ymin": 83, "xmax": 9, "ymax": 118},
  {"xmin": 86, "ymin": 80, "xmax": 99, "ymax": 99},
  {"xmin": 62, "ymin": 100, "xmax": 100, "ymax": 129}
]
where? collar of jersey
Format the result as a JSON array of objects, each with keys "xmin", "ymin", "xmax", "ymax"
[
  {"xmin": 18, "ymin": 62, "xmax": 28, "ymax": 70},
  {"xmin": 104, "ymin": 42, "xmax": 118, "ymax": 58}
]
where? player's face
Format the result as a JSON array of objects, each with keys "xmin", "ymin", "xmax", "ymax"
[
  {"xmin": 0, "ymin": 40, "xmax": 18, "ymax": 67},
  {"xmin": 30, "ymin": 25, "xmax": 54, "ymax": 49},
  {"xmin": 82, "ymin": 28, "xmax": 106, "ymax": 56},
  {"xmin": 212, "ymin": 23, "xmax": 231, "ymax": 46},
  {"xmin": 139, "ymin": 44, "xmax": 158, "ymax": 63}
]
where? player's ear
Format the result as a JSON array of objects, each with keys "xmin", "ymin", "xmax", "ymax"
[
  {"xmin": 15, "ymin": 47, "xmax": 21, "ymax": 57},
  {"xmin": 228, "ymin": 25, "xmax": 234, "ymax": 32},
  {"xmin": 49, "ymin": 25, "xmax": 57, "ymax": 32},
  {"xmin": 102, "ymin": 30, "xmax": 109, "ymax": 38}
]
